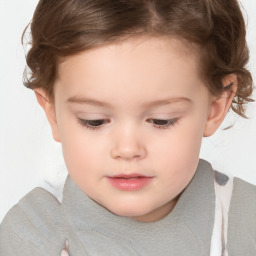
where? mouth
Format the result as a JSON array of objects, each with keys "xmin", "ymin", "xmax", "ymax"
[{"xmin": 106, "ymin": 173, "xmax": 154, "ymax": 191}]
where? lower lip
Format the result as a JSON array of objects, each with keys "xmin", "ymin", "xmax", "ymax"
[{"xmin": 107, "ymin": 176, "xmax": 153, "ymax": 191}]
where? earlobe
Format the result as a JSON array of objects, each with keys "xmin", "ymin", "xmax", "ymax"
[
  {"xmin": 34, "ymin": 89, "xmax": 61, "ymax": 142},
  {"xmin": 203, "ymin": 74, "xmax": 238, "ymax": 137}
]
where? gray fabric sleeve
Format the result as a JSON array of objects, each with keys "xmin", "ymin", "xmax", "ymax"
[
  {"xmin": 0, "ymin": 188, "xmax": 66, "ymax": 255},
  {"xmin": 0, "ymin": 205, "xmax": 45, "ymax": 256},
  {"xmin": 227, "ymin": 177, "xmax": 256, "ymax": 255}
]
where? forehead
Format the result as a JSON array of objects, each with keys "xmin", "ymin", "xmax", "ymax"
[
  {"xmin": 55, "ymin": 36, "xmax": 204, "ymax": 102},
  {"xmin": 58, "ymin": 36, "xmax": 199, "ymax": 70}
]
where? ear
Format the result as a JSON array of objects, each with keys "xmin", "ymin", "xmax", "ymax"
[
  {"xmin": 203, "ymin": 74, "xmax": 238, "ymax": 137},
  {"xmin": 34, "ymin": 89, "xmax": 61, "ymax": 142}
]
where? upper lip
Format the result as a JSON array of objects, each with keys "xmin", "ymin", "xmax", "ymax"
[{"xmin": 108, "ymin": 173, "xmax": 153, "ymax": 179}]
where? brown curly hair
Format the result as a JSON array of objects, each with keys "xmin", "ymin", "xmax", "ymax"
[{"xmin": 22, "ymin": 0, "xmax": 254, "ymax": 117}]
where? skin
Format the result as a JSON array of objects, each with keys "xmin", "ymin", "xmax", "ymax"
[{"xmin": 35, "ymin": 37, "xmax": 237, "ymax": 222}]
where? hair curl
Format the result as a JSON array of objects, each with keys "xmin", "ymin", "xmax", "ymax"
[{"xmin": 22, "ymin": 0, "xmax": 254, "ymax": 117}]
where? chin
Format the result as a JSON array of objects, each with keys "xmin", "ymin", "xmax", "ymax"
[
  {"xmin": 110, "ymin": 207, "xmax": 146, "ymax": 217},
  {"xmin": 106, "ymin": 202, "xmax": 154, "ymax": 220}
]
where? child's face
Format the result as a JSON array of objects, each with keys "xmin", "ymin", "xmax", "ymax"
[{"xmin": 42, "ymin": 37, "xmax": 223, "ymax": 222}]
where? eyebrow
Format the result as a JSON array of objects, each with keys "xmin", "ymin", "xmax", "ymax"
[
  {"xmin": 66, "ymin": 96, "xmax": 192, "ymax": 108},
  {"xmin": 67, "ymin": 96, "xmax": 112, "ymax": 107},
  {"xmin": 142, "ymin": 97, "xmax": 192, "ymax": 108}
]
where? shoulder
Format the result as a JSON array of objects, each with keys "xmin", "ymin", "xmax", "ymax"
[
  {"xmin": 227, "ymin": 176, "xmax": 256, "ymax": 255},
  {"xmin": 212, "ymin": 170, "xmax": 256, "ymax": 223},
  {"xmin": 0, "ymin": 187, "xmax": 68, "ymax": 255},
  {"xmin": 230, "ymin": 176, "xmax": 256, "ymax": 219}
]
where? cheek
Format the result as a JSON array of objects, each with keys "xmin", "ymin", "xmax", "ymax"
[
  {"xmin": 61, "ymin": 135, "xmax": 104, "ymax": 193},
  {"xmin": 151, "ymin": 116, "xmax": 205, "ymax": 174},
  {"xmin": 58, "ymin": 117, "xmax": 102, "ymax": 175}
]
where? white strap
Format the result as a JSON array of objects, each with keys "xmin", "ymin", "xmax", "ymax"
[{"xmin": 210, "ymin": 171, "xmax": 234, "ymax": 256}]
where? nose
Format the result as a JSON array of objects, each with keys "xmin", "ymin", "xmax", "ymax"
[{"xmin": 110, "ymin": 125, "xmax": 147, "ymax": 160}]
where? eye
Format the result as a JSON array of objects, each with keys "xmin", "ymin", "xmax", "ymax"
[
  {"xmin": 147, "ymin": 118, "xmax": 179, "ymax": 129},
  {"xmin": 78, "ymin": 119, "xmax": 109, "ymax": 130}
]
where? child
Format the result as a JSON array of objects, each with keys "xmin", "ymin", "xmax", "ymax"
[{"xmin": 0, "ymin": 0, "xmax": 255, "ymax": 255}]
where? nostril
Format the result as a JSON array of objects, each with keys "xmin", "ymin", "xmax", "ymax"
[{"xmin": 110, "ymin": 146, "xmax": 146, "ymax": 160}]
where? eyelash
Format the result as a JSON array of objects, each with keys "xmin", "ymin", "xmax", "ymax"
[
  {"xmin": 78, "ymin": 118, "xmax": 179, "ymax": 130},
  {"xmin": 147, "ymin": 118, "xmax": 179, "ymax": 129},
  {"xmin": 78, "ymin": 119, "xmax": 109, "ymax": 130}
]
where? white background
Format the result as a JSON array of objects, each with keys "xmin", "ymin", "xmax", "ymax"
[{"xmin": 0, "ymin": 0, "xmax": 256, "ymax": 222}]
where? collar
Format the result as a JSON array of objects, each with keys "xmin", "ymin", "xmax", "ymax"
[{"xmin": 62, "ymin": 159, "xmax": 215, "ymax": 254}]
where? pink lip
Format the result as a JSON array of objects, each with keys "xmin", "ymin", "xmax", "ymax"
[{"xmin": 107, "ymin": 173, "xmax": 153, "ymax": 191}]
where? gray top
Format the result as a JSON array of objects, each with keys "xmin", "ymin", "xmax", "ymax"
[
  {"xmin": 0, "ymin": 159, "xmax": 255, "ymax": 255},
  {"xmin": 227, "ymin": 176, "xmax": 256, "ymax": 255}
]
